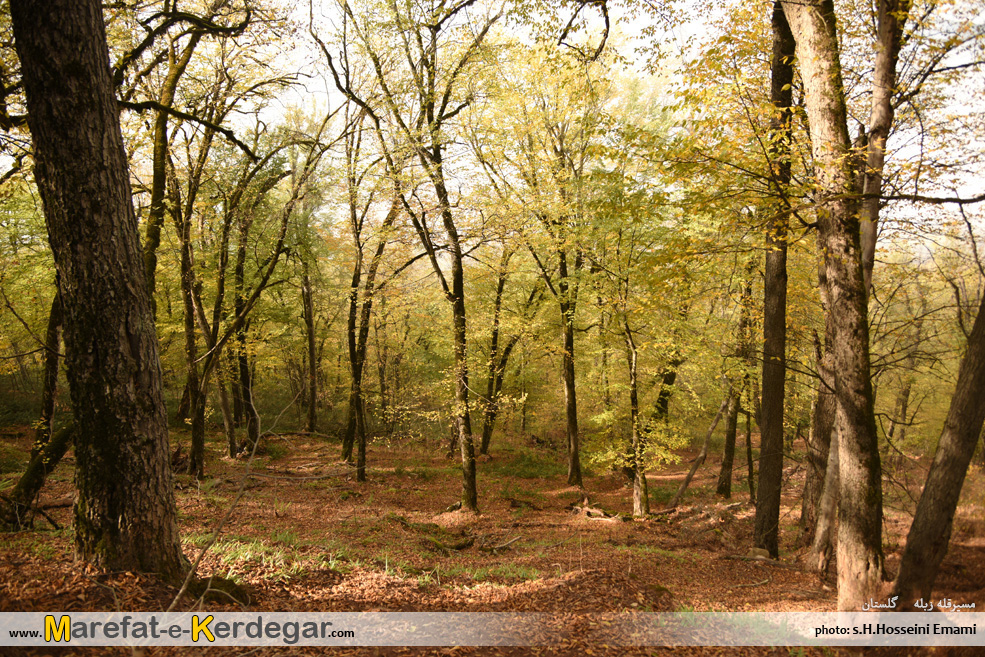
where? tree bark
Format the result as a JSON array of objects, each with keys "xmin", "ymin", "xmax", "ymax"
[
  {"xmin": 781, "ymin": 0, "xmax": 885, "ymax": 609},
  {"xmin": 810, "ymin": 426, "xmax": 840, "ymax": 574},
  {"xmin": 10, "ymin": 0, "xmax": 185, "ymax": 578},
  {"xmin": 754, "ymin": 0, "xmax": 795, "ymax": 558},
  {"xmin": 479, "ymin": 248, "xmax": 511, "ymax": 455},
  {"xmin": 802, "ymin": 324, "xmax": 836, "ymax": 544}
]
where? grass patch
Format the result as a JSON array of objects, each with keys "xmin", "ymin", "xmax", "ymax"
[
  {"xmin": 272, "ymin": 529, "xmax": 298, "ymax": 546},
  {"xmin": 439, "ymin": 563, "xmax": 542, "ymax": 582},
  {"xmin": 264, "ymin": 441, "xmax": 289, "ymax": 461},
  {"xmin": 208, "ymin": 537, "xmax": 307, "ymax": 583},
  {"xmin": 650, "ymin": 483, "xmax": 678, "ymax": 506},
  {"xmin": 0, "ymin": 441, "xmax": 27, "ymax": 475},
  {"xmin": 485, "ymin": 449, "xmax": 565, "ymax": 479},
  {"xmin": 612, "ymin": 543, "xmax": 685, "ymax": 562}
]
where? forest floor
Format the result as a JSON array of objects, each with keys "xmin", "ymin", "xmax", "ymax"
[{"xmin": 1, "ymin": 424, "xmax": 983, "ymax": 656}]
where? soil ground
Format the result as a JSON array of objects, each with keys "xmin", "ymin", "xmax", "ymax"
[{"xmin": 1, "ymin": 424, "xmax": 983, "ymax": 656}]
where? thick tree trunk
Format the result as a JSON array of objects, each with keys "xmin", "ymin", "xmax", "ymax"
[
  {"xmin": 754, "ymin": 1, "xmax": 794, "ymax": 558},
  {"xmin": 10, "ymin": 0, "xmax": 185, "ymax": 578},
  {"xmin": 717, "ymin": 394, "xmax": 740, "ymax": 498},
  {"xmin": 810, "ymin": 427, "xmax": 840, "ymax": 574},
  {"xmin": 892, "ymin": 293, "xmax": 985, "ymax": 607},
  {"xmin": 782, "ymin": 0, "xmax": 885, "ymax": 610},
  {"xmin": 802, "ymin": 325, "xmax": 836, "ymax": 544}
]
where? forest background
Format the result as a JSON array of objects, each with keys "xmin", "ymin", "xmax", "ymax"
[{"xmin": 1, "ymin": 0, "xmax": 984, "ymax": 624}]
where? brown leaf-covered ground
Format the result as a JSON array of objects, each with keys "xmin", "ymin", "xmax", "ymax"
[{"xmin": 1, "ymin": 425, "xmax": 983, "ymax": 656}]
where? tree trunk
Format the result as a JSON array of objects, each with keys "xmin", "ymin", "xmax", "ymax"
[
  {"xmin": 754, "ymin": 0, "xmax": 794, "ymax": 559},
  {"xmin": 479, "ymin": 248, "xmax": 510, "ymax": 455},
  {"xmin": 237, "ymin": 326, "xmax": 260, "ymax": 451},
  {"xmin": 625, "ymin": 324, "xmax": 649, "ymax": 517},
  {"xmin": 810, "ymin": 426, "xmax": 840, "ymax": 574},
  {"xmin": 33, "ymin": 284, "xmax": 62, "ymax": 458},
  {"xmin": 10, "ymin": 0, "xmax": 185, "ymax": 578},
  {"xmin": 302, "ymin": 265, "xmax": 317, "ymax": 432},
  {"xmin": 781, "ymin": 0, "xmax": 885, "ymax": 610},
  {"xmin": 892, "ymin": 293, "xmax": 985, "ymax": 607},
  {"xmin": 860, "ymin": 0, "xmax": 909, "ymax": 293},
  {"xmin": 802, "ymin": 325, "xmax": 836, "ymax": 544},
  {"xmin": 216, "ymin": 371, "xmax": 237, "ymax": 458},
  {"xmin": 142, "ymin": 33, "xmax": 201, "ymax": 315},
  {"xmin": 668, "ymin": 391, "xmax": 731, "ymax": 509},
  {"xmin": 745, "ymin": 411, "xmax": 755, "ymax": 503},
  {"xmin": 717, "ymin": 394, "xmax": 740, "ymax": 498},
  {"xmin": 173, "ymin": 188, "xmax": 206, "ymax": 478},
  {"xmin": 1, "ymin": 425, "xmax": 75, "ymax": 530}
]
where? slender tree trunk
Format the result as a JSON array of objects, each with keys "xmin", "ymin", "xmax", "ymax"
[
  {"xmin": 10, "ymin": 0, "xmax": 185, "ymax": 578},
  {"xmin": 237, "ymin": 325, "xmax": 260, "ymax": 451},
  {"xmin": 782, "ymin": 0, "xmax": 885, "ymax": 610},
  {"xmin": 717, "ymin": 394, "xmax": 740, "ymax": 498},
  {"xmin": 1, "ymin": 426, "xmax": 75, "ymax": 529},
  {"xmin": 231, "ymin": 350, "xmax": 244, "ymax": 427},
  {"xmin": 625, "ymin": 323, "xmax": 649, "ymax": 517},
  {"xmin": 479, "ymin": 248, "xmax": 510, "ymax": 455},
  {"xmin": 302, "ymin": 266, "xmax": 317, "ymax": 432},
  {"xmin": 142, "ymin": 34, "xmax": 201, "ymax": 314},
  {"xmin": 355, "ymin": 391, "xmax": 367, "ymax": 482},
  {"xmin": 33, "ymin": 284, "xmax": 62, "ymax": 458},
  {"xmin": 754, "ymin": 1, "xmax": 795, "ymax": 558},
  {"xmin": 745, "ymin": 411, "xmax": 756, "ymax": 503},
  {"xmin": 860, "ymin": 0, "xmax": 909, "ymax": 292},
  {"xmin": 216, "ymin": 371, "xmax": 237, "ymax": 458},
  {"xmin": 173, "ymin": 189, "xmax": 206, "ymax": 478},
  {"xmin": 892, "ymin": 293, "xmax": 985, "ymax": 607},
  {"xmin": 341, "ymin": 231, "xmax": 363, "ymax": 462},
  {"xmin": 668, "ymin": 391, "xmax": 731, "ymax": 509},
  {"xmin": 376, "ymin": 318, "xmax": 389, "ymax": 429}
]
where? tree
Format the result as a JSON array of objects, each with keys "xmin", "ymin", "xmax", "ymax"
[
  {"xmin": 753, "ymin": 1, "xmax": 795, "ymax": 558},
  {"xmin": 317, "ymin": 0, "xmax": 499, "ymax": 511},
  {"xmin": 780, "ymin": 0, "xmax": 885, "ymax": 610},
  {"xmin": 9, "ymin": 0, "xmax": 185, "ymax": 578}
]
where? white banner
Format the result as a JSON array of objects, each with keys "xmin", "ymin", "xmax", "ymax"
[{"xmin": 1, "ymin": 612, "xmax": 981, "ymax": 647}]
